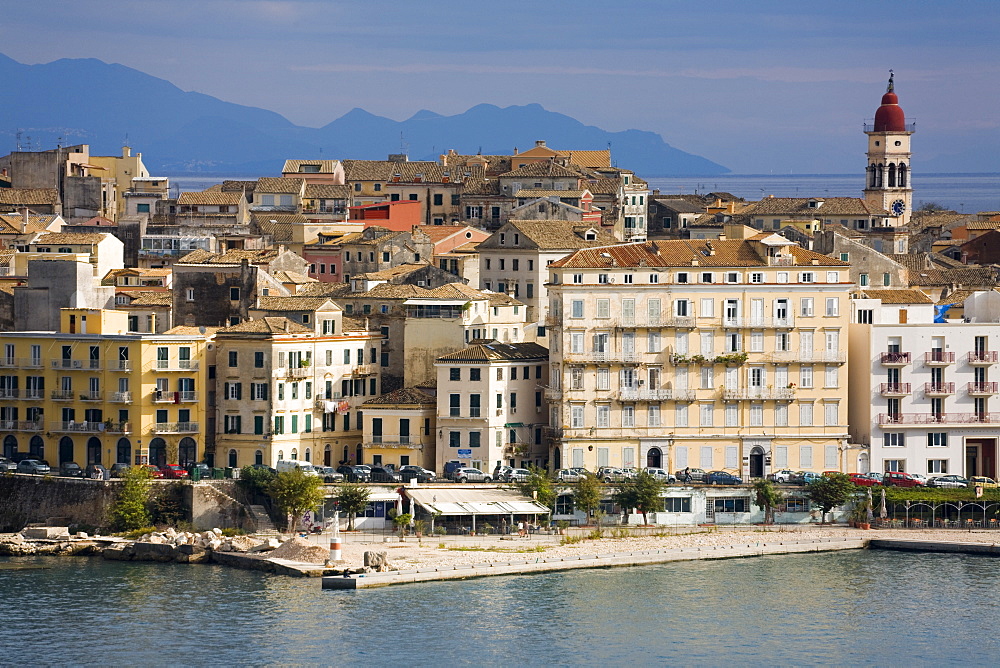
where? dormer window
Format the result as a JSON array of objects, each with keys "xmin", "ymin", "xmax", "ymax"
[
  {"xmin": 585, "ymin": 232, "xmax": 596, "ymax": 241},
  {"xmin": 500, "ymin": 233, "xmax": 506, "ymax": 245}
]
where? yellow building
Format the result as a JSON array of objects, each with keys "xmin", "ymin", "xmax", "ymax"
[
  {"xmin": 362, "ymin": 387, "xmax": 437, "ymax": 470},
  {"xmin": 546, "ymin": 234, "xmax": 852, "ymax": 478},
  {"xmin": 212, "ymin": 314, "xmax": 381, "ymax": 469},
  {"xmin": 88, "ymin": 147, "xmax": 151, "ymax": 220},
  {"xmin": 0, "ymin": 308, "xmax": 211, "ymax": 467}
]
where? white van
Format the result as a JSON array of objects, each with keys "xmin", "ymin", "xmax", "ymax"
[{"xmin": 275, "ymin": 459, "xmax": 319, "ymax": 476}]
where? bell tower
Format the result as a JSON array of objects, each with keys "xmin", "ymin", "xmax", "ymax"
[{"xmin": 863, "ymin": 71, "xmax": 914, "ymax": 226}]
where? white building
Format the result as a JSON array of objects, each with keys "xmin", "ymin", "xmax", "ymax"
[{"xmin": 850, "ymin": 289, "xmax": 1000, "ymax": 479}]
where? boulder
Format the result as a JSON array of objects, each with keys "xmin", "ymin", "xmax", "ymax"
[
  {"xmin": 103, "ymin": 544, "xmax": 134, "ymax": 561},
  {"xmin": 364, "ymin": 551, "xmax": 388, "ymax": 570},
  {"xmin": 175, "ymin": 544, "xmax": 209, "ymax": 563},
  {"xmin": 133, "ymin": 542, "xmax": 178, "ymax": 562},
  {"xmin": 21, "ymin": 526, "xmax": 70, "ymax": 540},
  {"xmin": 249, "ymin": 538, "xmax": 281, "ymax": 553}
]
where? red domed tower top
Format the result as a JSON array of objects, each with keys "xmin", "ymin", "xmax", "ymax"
[{"xmin": 873, "ymin": 71, "xmax": 906, "ymax": 132}]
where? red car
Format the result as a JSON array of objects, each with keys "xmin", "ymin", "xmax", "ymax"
[
  {"xmin": 882, "ymin": 471, "xmax": 923, "ymax": 487},
  {"xmin": 849, "ymin": 473, "xmax": 879, "ymax": 487},
  {"xmin": 142, "ymin": 465, "xmax": 164, "ymax": 479},
  {"xmin": 158, "ymin": 464, "xmax": 189, "ymax": 479}
]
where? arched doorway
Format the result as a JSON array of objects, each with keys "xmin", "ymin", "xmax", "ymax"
[
  {"xmin": 277, "ymin": 450, "xmax": 284, "ymax": 461},
  {"xmin": 646, "ymin": 447, "xmax": 662, "ymax": 468},
  {"xmin": 324, "ymin": 445, "xmax": 331, "ymax": 466},
  {"xmin": 58, "ymin": 437, "xmax": 73, "ymax": 464},
  {"xmin": 228, "ymin": 449, "xmax": 238, "ymax": 468},
  {"xmin": 304, "ymin": 448, "xmax": 311, "ymax": 463},
  {"xmin": 553, "ymin": 448, "xmax": 561, "ymax": 470},
  {"xmin": 178, "ymin": 437, "xmax": 196, "ymax": 466},
  {"xmin": 30, "ymin": 435, "xmax": 45, "ymax": 460},
  {"xmin": 116, "ymin": 438, "xmax": 132, "ymax": 465},
  {"xmin": 291, "ymin": 448, "xmax": 298, "ymax": 460},
  {"xmin": 355, "ymin": 444, "xmax": 363, "ymax": 465},
  {"xmin": 3, "ymin": 435, "xmax": 17, "ymax": 458},
  {"xmin": 255, "ymin": 450, "xmax": 263, "ymax": 466},
  {"xmin": 342, "ymin": 445, "xmax": 349, "ymax": 464},
  {"xmin": 858, "ymin": 452, "xmax": 870, "ymax": 474},
  {"xmin": 87, "ymin": 437, "xmax": 102, "ymax": 465},
  {"xmin": 749, "ymin": 446, "xmax": 765, "ymax": 479},
  {"xmin": 149, "ymin": 438, "xmax": 166, "ymax": 467}
]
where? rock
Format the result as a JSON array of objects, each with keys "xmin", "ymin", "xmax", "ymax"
[
  {"xmin": 22, "ymin": 526, "xmax": 70, "ymax": 540},
  {"xmin": 164, "ymin": 527, "xmax": 177, "ymax": 538},
  {"xmin": 76, "ymin": 532, "xmax": 89, "ymax": 539},
  {"xmin": 133, "ymin": 542, "xmax": 178, "ymax": 562},
  {"xmin": 212, "ymin": 528, "xmax": 223, "ymax": 536},
  {"xmin": 268, "ymin": 536, "xmax": 330, "ymax": 564},
  {"xmin": 248, "ymin": 538, "xmax": 281, "ymax": 553},
  {"xmin": 364, "ymin": 551, "xmax": 388, "ymax": 570},
  {"xmin": 103, "ymin": 544, "xmax": 134, "ymax": 561},
  {"xmin": 222, "ymin": 535, "xmax": 262, "ymax": 553},
  {"xmin": 175, "ymin": 544, "xmax": 209, "ymax": 563},
  {"xmin": 146, "ymin": 534, "xmax": 165, "ymax": 545}
]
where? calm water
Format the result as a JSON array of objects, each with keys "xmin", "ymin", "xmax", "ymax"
[
  {"xmin": 2, "ymin": 550, "xmax": 998, "ymax": 666},
  {"xmin": 169, "ymin": 173, "xmax": 999, "ymax": 216}
]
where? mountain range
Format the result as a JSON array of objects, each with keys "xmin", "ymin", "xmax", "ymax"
[{"xmin": 0, "ymin": 53, "xmax": 728, "ymax": 177}]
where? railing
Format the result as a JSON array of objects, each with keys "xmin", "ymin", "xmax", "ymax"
[
  {"xmin": 283, "ymin": 367, "xmax": 311, "ymax": 379},
  {"xmin": 51, "ymin": 359, "xmax": 102, "ymax": 370},
  {"xmin": 721, "ymin": 317, "xmax": 795, "ymax": 329},
  {"xmin": 879, "ymin": 383, "xmax": 911, "ymax": 396},
  {"xmin": 109, "ymin": 360, "xmax": 132, "ymax": 371},
  {"xmin": 151, "ymin": 422, "xmax": 199, "ymax": 434},
  {"xmin": 0, "ymin": 357, "xmax": 43, "ymax": 368},
  {"xmin": 544, "ymin": 314, "xmax": 563, "ymax": 327},
  {"xmin": 765, "ymin": 351, "xmax": 846, "ymax": 364},
  {"xmin": 351, "ymin": 365, "xmax": 375, "ymax": 376},
  {"xmin": 155, "ymin": 360, "xmax": 198, "ymax": 371},
  {"xmin": 542, "ymin": 426, "xmax": 563, "ymax": 441},
  {"xmin": 362, "ymin": 440, "xmax": 422, "ymax": 450},
  {"xmin": 968, "ymin": 351, "xmax": 998, "ymax": 365},
  {"xmin": 968, "ymin": 382, "xmax": 999, "ymax": 395},
  {"xmin": 923, "ymin": 351, "xmax": 955, "ymax": 364},
  {"xmin": 110, "ymin": 391, "xmax": 133, "ymax": 402},
  {"xmin": 565, "ymin": 351, "xmax": 640, "ymax": 364},
  {"xmin": 767, "ymin": 255, "xmax": 796, "ymax": 266},
  {"xmin": 0, "ymin": 389, "xmax": 18, "ymax": 399},
  {"xmin": 613, "ymin": 389, "xmax": 696, "ymax": 401},
  {"xmin": 22, "ymin": 390, "xmax": 44, "ymax": 400},
  {"xmin": 864, "ymin": 122, "xmax": 916, "ymax": 132},
  {"xmin": 722, "ymin": 387, "xmax": 796, "ymax": 400},
  {"xmin": 880, "ymin": 352, "xmax": 911, "ymax": 364},
  {"xmin": 0, "ymin": 420, "xmax": 42, "ymax": 431},
  {"xmin": 152, "ymin": 391, "xmax": 198, "ymax": 403},
  {"xmin": 923, "ymin": 382, "xmax": 955, "ymax": 395},
  {"xmin": 80, "ymin": 391, "xmax": 103, "ymax": 401},
  {"xmin": 50, "ymin": 390, "xmax": 74, "ymax": 400},
  {"xmin": 613, "ymin": 316, "xmax": 697, "ymax": 329},
  {"xmin": 51, "ymin": 421, "xmax": 104, "ymax": 433},
  {"xmin": 878, "ymin": 412, "xmax": 1000, "ymax": 425},
  {"xmin": 543, "ymin": 388, "xmax": 562, "ymax": 401}
]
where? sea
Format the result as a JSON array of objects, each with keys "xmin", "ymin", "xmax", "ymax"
[
  {"xmin": 167, "ymin": 172, "xmax": 999, "ymax": 215},
  {"xmin": 2, "ymin": 550, "xmax": 998, "ymax": 666}
]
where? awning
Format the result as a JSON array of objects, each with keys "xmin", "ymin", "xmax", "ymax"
[{"xmin": 406, "ymin": 488, "xmax": 549, "ymax": 516}]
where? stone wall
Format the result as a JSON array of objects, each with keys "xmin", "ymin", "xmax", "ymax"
[{"xmin": 187, "ymin": 481, "xmax": 254, "ymax": 531}]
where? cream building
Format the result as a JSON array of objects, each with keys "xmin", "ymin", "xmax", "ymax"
[
  {"xmin": 362, "ymin": 387, "xmax": 437, "ymax": 470},
  {"xmin": 545, "ymin": 235, "xmax": 852, "ymax": 478},
  {"xmin": 434, "ymin": 342, "xmax": 549, "ymax": 474}
]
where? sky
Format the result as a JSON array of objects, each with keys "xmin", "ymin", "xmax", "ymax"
[{"xmin": 2, "ymin": 0, "xmax": 998, "ymax": 173}]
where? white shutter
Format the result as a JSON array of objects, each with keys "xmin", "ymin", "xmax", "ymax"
[
  {"xmin": 597, "ymin": 447, "xmax": 609, "ymax": 467},
  {"xmin": 725, "ymin": 446, "xmax": 738, "ymax": 468},
  {"xmin": 623, "ymin": 447, "xmax": 635, "ymax": 468},
  {"xmin": 800, "ymin": 446, "xmax": 813, "ymax": 468},
  {"xmin": 675, "ymin": 446, "xmax": 688, "ymax": 469},
  {"xmin": 700, "ymin": 446, "xmax": 714, "ymax": 468},
  {"xmin": 572, "ymin": 448, "xmax": 585, "ymax": 467},
  {"xmin": 825, "ymin": 445, "xmax": 838, "ymax": 469},
  {"xmin": 775, "ymin": 446, "xmax": 788, "ymax": 467}
]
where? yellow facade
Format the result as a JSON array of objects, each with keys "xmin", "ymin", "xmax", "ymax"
[
  {"xmin": 0, "ymin": 309, "xmax": 210, "ymax": 467},
  {"xmin": 361, "ymin": 391, "xmax": 437, "ymax": 470},
  {"xmin": 546, "ymin": 237, "xmax": 852, "ymax": 478},
  {"xmin": 89, "ymin": 147, "xmax": 151, "ymax": 220}
]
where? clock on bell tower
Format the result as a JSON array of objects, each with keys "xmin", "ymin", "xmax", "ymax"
[{"xmin": 863, "ymin": 71, "xmax": 914, "ymax": 226}]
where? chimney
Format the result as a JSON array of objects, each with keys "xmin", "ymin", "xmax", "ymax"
[
  {"xmin": 21, "ymin": 207, "xmax": 29, "ymax": 234},
  {"xmin": 442, "ymin": 171, "xmax": 450, "ymax": 183}
]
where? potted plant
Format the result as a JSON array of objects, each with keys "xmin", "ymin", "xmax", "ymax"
[
  {"xmin": 392, "ymin": 512, "xmax": 412, "ymax": 536},
  {"xmin": 413, "ymin": 519, "xmax": 427, "ymax": 538},
  {"xmin": 556, "ymin": 520, "xmax": 570, "ymax": 535}
]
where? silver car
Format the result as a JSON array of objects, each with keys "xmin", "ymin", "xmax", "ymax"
[
  {"xmin": 644, "ymin": 467, "xmax": 677, "ymax": 483},
  {"xmin": 17, "ymin": 459, "xmax": 50, "ymax": 475},
  {"xmin": 454, "ymin": 467, "xmax": 492, "ymax": 483},
  {"xmin": 556, "ymin": 468, "xmax": 587, "ymax": 483}
]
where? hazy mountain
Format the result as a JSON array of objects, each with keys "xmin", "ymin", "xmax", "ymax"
[{"xmin": 0, "ymin": 53, "xmax": 729, "ymax": 176}]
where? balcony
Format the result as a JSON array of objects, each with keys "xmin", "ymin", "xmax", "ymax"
[
  {"xmin": 923, "ymin": 351, "xmax": 955, "ymax": 366},
  {"xmin": 968, "ymin": 351, "xmax": 998, "ymax": 366},
  {"xmin": 0, "ymin": 389, "xmax": 18, "ymax": 400},
  {"xmin": 50, "ymin": 390, "xmax": 74, "ymax": 400},
  {"xmin": 109, "ymin": 391, "xmax": 133, "ymax": 403},
  {"xmin": 722, "ymin": 387, "xmax": 796, "ymax": 400},
  {"xmin": 152, "ymin": 390, "xmax": 198, "ymax": 403},
  {"xmin": 51, "ymin": 421, "xmax": 104, "ymax": 433},
  {"xmin": 108, "ymin": 360, "xmax": 132, "ymax": 372},
  {"xmin": 51, "ymin": 359, "xmax": 102, "ymax": 370},
  {"xmin": 79, "ymin": 391, "xmax": 103, "ymax": 402},
  {"xmin": 351, "ymin": 364, "xmax": 376, "ymax": 376},
  {"xmin": 154, "ymin": 360, "xmax": 199, "ymax": 371},
  {"xmin": 565, "ymin": 350, "xmax": 640, "ymax": 364},
  {"xmin": 721, "ymin": 316, "xmax": 795, "ymax": 329},
  {"xmin": 880, "ymin": 352, "xmax": 911, "ymax": 366},
  {"xmin": 542, "ymin": 426, "xmax": 563, "ymax": 442},
  {"xmin": 0, "ymin": 357, "xmax": 43, "ymax": 369},
  {"xmin": 362, "ymin": 440, "xmax": 422, "ymax": 450},
  {"xmin": 923, "ymin": 382, "xmax": 955, "ymax": 397},
  {"xmin": 613, "ymin": 389, "xmax": 696, "ymax": 401},
  {"xmin": 967, "ymin": 382, "xmax": 999, "ymax": 396},
  {"xmin": 0, "ymin": 420, "xmax": 42, "ymax": 432},
  {"xmin": 613, "ymin": 316, "xmax": 696, "ymax": 329},
  {"xmin": 283, "ymin": 366, "xmax": 311, "ymax": 380},
  {"xmin": 151, "ymin": 422, "xmax": 199, "ymax": 434},
  {"xmin": 765, "ymin": 351, "xmax": 846, "ymax": 364},
  {"xmin": 543, "ymin": 388, "xmax": 562, "ymax": 401},
  {"xmin": 877, "ymin": 412, "xmax": 1000, "ymax": 426},
  {"xmin": 767, "ymin": 255, "xmax": 796, "ymax": 267},
  {"xmin": 21, "ymin": 390, "xmax": 44, "ymax": 401},
  {"xmin": 879, "ymin": 383, "xmax": 911, "ymax": 397},
  {"xmin": 544, "ymin": 314, "xmax": 562, "ymax": 327}
]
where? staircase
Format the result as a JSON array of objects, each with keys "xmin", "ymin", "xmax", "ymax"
[{"xmin": 248, "ymin": 505, "xmax": 278, "ymax": 534}]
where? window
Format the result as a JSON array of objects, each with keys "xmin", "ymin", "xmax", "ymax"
[
  {"xmin": 826, "ymin": 271, "xmax": 840, "ymax": 283},
  {"xmin": 800, "ymin": 366, "xmax": 813, "ymax": 388},
  {"xmin": 449, "ymin": 393, "xmax": 461, "ymax": 417},
  {"xmin": 777, "ymin": 272, "xmax": 788, "ymax": 284},
  {"xmin": 750, "ymin": 403, "xmax": 763, "ymax": 426},
  {"xmin": 709, "ymin": 498, "xmax": 750, "ymax": 515},
  {"xmin": 885, "ymin": 460, "xmax": 905, "ymax": 472},
  {"xmin": 253, "ymin": 351, "xmax": 264, "ymax": 368},
  {"xmin": 228, "ymin": 351, "xmax": 238, "ymax": 367},
  {"xmin": 663, "ymin": 497, "xmax": 692, "ymax": 513},
  {"xmin": 750, "ymin": 272, "xmax": 764, "ymax": 284},
  {"xmin": 775, "ymin": 403, "xmax": 788, "ymax": 426},
  {"xmin": 840, "ymin": 253, "xmax": 850, "ymax": 262},
  {"xmin": 596, "ymin": 368, "xmax": 609, "ymax": 391},
  {"xmin": 725, "ymin": 403, "xmax": 738, "ymax": 427},
  {"xmin": 856, "ymin": 309, "xmax": 874, "ymax": 324},
  {"xmin": 883, "ymin": 273, "xmax": 892, "ymax": 287},
  {"xmin": 251, "ymin": 383, "xmax": 268, "ymax": 400},
  {"xmin": 450, "ymin": 368, "xmax": 461, "ymax": 381},
  {"xmin": 825, "ymin": 298, "xmax": 840, "ymax": 317},
  {"xmin": 927, "ymin": 460, "xmax": 948, "ymax": 474},
  {"xmin": 230, "ymin": 287, "xmax": 240, "ymax": 301},
  {"xmin": 825, "ymin": 366, "xmax": 838, "ymax": 388},
  {"xmin": 800, "ymin": 272, "xmax": 814, "ymax": 283},
  {"xmin": 799, "ymin": 402, "xmax": 814, "ymax": 426},
  {"xmin": 648, "ymin": 404, "xmax": 661, "ymax": 427},
  {"xmin": 676, "ymin": 272, "xmax": 688, "ymax": 284},
  {"xmin": 824, "ymin": 402, "xmax": 838, "ymax": 426},
  {"xmin": 650, "ymin": 273, "xmax": 659, "ymax": 284},
  {"xmin": 597, "ymin": 405, "xmax": 610, "ymax": 428},
  {"xmin": 860, "ymin": 273, "xmax": 869, "ymax": 287},
  {"xmin": 573, "ymin": 274, "xmax": 583, "ymax": 284},
  {"xmin": 622, "ymin": 405, "xmax": 635, "ymax": 428},
  {"xmin": 751, "ymin": 332, "xmax": 764, "ymax": 352},
  {"xmin": 927, "ymin": 433, "xmax": 948, "ymax": 447},
  {"xmin": 699, "ymin": 403, "xmax": 713, "ymax": 427},
  {"xmin": 571, "ymin": 300, "xmax": 584, "ymax": 318},
  {"xmin": 597, "ymin": 299, "xmax": 610, "ymax": 319},
  {"xmin": 571, "ymin": 405, "xmax": 585, "ymax": 428},
  {"xmin": 883, "ymin": 432, "xmax": 905, "ymax": 447},
  {"xmin": 185, "ymin": 288, "xmax": 195, "ymax": 302},
  {"xmin": 725, "ymin": 272, "xmax": 740, "ymax": 284},
  {"xmin": 800, "ymin": 298, "xmax": 814, "ymax": 317},
  {"xmin": 701, "ymin": 272, "xmax": 713, "ymax": 283},
  {"xmin": 624, "ymin": 274, "xmax": 633, "ymax": 284},
  {"xmin": 675, "ymin": 403, "xmax": 689, "ymax": 427}
]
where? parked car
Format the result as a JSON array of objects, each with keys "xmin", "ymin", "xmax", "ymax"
[
  {"xmin": 645, "ymin": 467, "xmax": 677, "ymax": 483},
  {"xmin": 555, "ymin": 468, "xmax": 587, "ymax": 483},
  {"xmin": 849, "ymin": 473, "xmax": 880, "ymax": 487},
  {"xmin": 0, "ymin": 456, "xmax": 18, "ymax": 472},
  {"xmin": 315, "ymin": 466, "xmax": 345, "ymax": 483},
  {"xmin": 789, "ymin": 471, "xmax": 822, "ymax": 485},
  {"xmin": 597, "ymin": 467, "xmax": 628, "ymax": 483},
  {"xmin": 969, "ymin": 476, "xmax": 999, "ymax": 489},
  {"xmin": 59, "ymin": 462, "xmax": 84, "ymax": 478},
  {"xmin": 399, "ymin": 465, "xmax": 436, "ymax": 483},
  {"xmin": 675, "ymin": 467, "xmax": 707, "ymax": 482},
  {"xmin": 706, "ymin": 470, "xmax": 743, "ymax": 485},
  {"xmin": 908, "ymin": 473, "xmax": 930, "ymax": 486},
  {"xmin": 570, "ymin": 467, "xmax": 593, "ymax": 477},
  {"xmin": 928, "ymin": 475, "xmax": 969, "ymax": 488},
  {"xmin": 620, "ymin": 468, "xmax": 639, "ymax": 479},
  {"xmin": 336, "ymin": 465, "xmax": 369, "ymax": 482},
  {"xmin": 187, "ymin": 462, "xmax": 213, "ymax": 479},
  {"xmin": 84, "ymin": 463, "xmax": 107, "ymax": 479},
  {"xmin": 882, "ymin": 471, "xmax": 923, "ymax": 487},
  {"xmin": 159, "ymin": 464, "xmax": 189, "ymax": 479},
  {"xmin": 369, "ymin": 466, "xmax": 402, "ymax": 483},
  {"xmin": 503, "ymin": 468, "xmax": 531, "ymax": 483},
  {"xmin": 17, "ymin": 459, "xmax": 50, "ymax": 475},
  {"xmin": 769, "ymin": 469, "xmax": 796, "ymax": 483},
  {"xmin": 454, "ymin": 467, "xmax": 491, "ymax": 483},
  {"xmin": 866, "ymin": 471, "xmax": 884, "ymax": 484},
  {"xmin": 108, "ymin": 463, "xmax": 132, "ymax": 478},
  {"xmin": 443, "ymin": 460, "xmax": 464, "ymax": 480}
]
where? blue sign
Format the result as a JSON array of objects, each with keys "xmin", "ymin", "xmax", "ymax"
[{"xmin": 457, "ymin": 449, "xmax": 472, "ymax": 456}]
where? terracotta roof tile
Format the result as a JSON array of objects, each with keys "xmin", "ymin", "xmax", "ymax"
[
  {"xmin": 255, "ymin": 296, "xmax": 336, "ymax": 311},
  {"xmin": 856, "ymin": 289, "xmax": 933, "ymax": 304},
  {"xmin": 33, "ymin": 232, "xmax": 108, "ymax": 244},
  {"xmin": 499, "ymin": 162, "xmax": 584, "ymax": 179},
  {"xmin": 436, "ymin": 341, "xmax": 548, "ymax": 362},
  {"xmin": 304, "ymin": 184, "xmax": 351, "ymax": 199},
  {"xmin": 362, "ymin": 387, "xmax": 436, "ymax": 406},
  {"xmin": 177, "ymin": 191, "xmax": 243, "ymax": 206},
  {"xmin": 217, "ymin": 317, "xmax": 313, "ymax": 335},
  {"xmin": 0, "ymin": 188, "xmax": 59, "ymax": 206},
  {"xmin": 255, "ymin": 177, "xmax": 305, "ymax": 194},
  {"xmin": 478, "ymin": 220, "xmax": 617, "ymax": 250},
  {"xmin": 282, "ymin": 160, "xmax": 341, "ymax": 174}
]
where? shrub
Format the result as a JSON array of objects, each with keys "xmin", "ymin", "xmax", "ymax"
[{"xmin": 109, "ymin": 466, "xmax": 153, "ymax": 532}]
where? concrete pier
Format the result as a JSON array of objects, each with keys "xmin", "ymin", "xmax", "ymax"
[
  {"xmin": 869, "ymin": 538, "xmax": 1000, "ymax": 556},
  {"xmin": 322, "ymin": 537, "xmax": 867, "ymax": 590}
]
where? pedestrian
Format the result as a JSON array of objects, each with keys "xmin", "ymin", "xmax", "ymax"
[
  {"xmin": 517, "ymin": 521, "xmax": 525, "ymax": 537},
  {"xmin": 684, "ymin": 467, "xmax": 692, "ymax": 483},
  {"xmin": 501, "ymin": 517, "xmax": 507, "ymax": 535}
]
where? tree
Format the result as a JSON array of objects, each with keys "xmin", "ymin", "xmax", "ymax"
[
  {"xmin": 110, "ymin": 466, "xmax": 153, "ymax": 532},
  {"xmin": 612, "ymin": 471, "xmax": 664, "ymax": 525},
  {"xmin": 752, "ymin": 479, "xmax": 784, "ymax": 525},
  {"xmin": 515, "ymin": 466, "xmax": 557, "ymax": 512},
  {"xmin": 238, "ymin": 465, "xmax": 276, "ymax": 499},
  {"xmin": 334, "ymin": 483, "xmax": 371, "ymax": 531},
  {"xmin": 917, "ymin": 201, "xmax": 949, "ymax": 213},
  {"xmin": 265, "ymin": 468, "xmax": 326, "ymax": 532},
  {"xmin": 807, "ymin": 474, "xmax": 855, "ymax": 524},
  {"xmin": 573, "ymin": 473, "xmax": 603, "ymax": 524}
]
